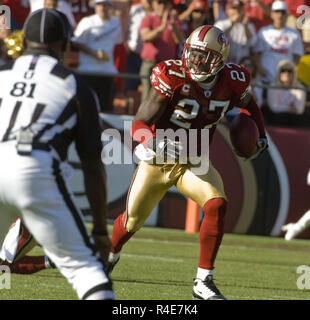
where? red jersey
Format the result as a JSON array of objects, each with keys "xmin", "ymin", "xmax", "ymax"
[
  {"xmin": 70, "ymin": 0, "xmax": 93, "ymax": 25},
  {"xmin": 4, "ymin": 0, "xmax": 30, "ymax": 27},
  {"xmin": 150, "ymin": 59, "xmax": 250, "ymax": 148},
  {"xmin": 243, "ymin": 0, "xmax": 273, "ymax": 31}
]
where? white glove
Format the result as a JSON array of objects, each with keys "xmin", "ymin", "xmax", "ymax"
[{"xmin": 148, "ymin": 137, "xmax": 183, "ymax": 161}]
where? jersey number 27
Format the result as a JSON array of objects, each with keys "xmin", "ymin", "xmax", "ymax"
[{"xmin": 170, "ymin": 98, "xmax": 230, "ymax": 129}]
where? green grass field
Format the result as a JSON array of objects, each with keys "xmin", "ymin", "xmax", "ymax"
[{"xmin": 1, "ymin": 224, "xmax": 310, "ymax": 300}]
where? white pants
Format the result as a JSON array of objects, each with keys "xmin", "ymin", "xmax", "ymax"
[{"xmin": 0, "ymin": 142, "xmax": 113, "ymax": 300}]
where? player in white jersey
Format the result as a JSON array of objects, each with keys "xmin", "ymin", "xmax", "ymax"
[
  {"xmin": 0, "ymin": 9, "xmax": 114, "ymax": 300},
  {"xmin": 282, "ymin": 169, "xmax": 310, "ymax": 241}
]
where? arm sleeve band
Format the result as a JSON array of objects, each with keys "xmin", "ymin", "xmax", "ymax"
[{"xmin": 130, "ymin": 120, "xmax": 155, "ymax": 147}]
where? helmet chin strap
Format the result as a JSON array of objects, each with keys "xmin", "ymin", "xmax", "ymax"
[
  {"xmin": 190, "ymin": 71, "xmax": 213, "ymax": 82},
  {"xmin": 190, "ymin": 73, "xmax": 208, "ymax": 82}
]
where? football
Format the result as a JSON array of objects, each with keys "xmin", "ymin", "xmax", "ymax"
[{"xmin": 229, "ymin": 113, "xmax": 259, "ymax": 158}]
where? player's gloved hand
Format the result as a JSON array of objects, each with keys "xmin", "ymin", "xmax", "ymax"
[
  {"xmin": 247, "ymin": 136, "xmax": 268, "ymax": 161},
  {"xmin": 147, "ymin": 137, "xmax": 183, "ymax": 161}
]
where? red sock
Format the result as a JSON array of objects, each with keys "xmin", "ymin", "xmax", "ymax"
[
  {"xmin": 111, "ymin": 214, "xmax": 135, "ymax": 253},
  {"xmin": 7, "ymin": 256, "xmax": 47, "ymax": 274},
  {"xmin": 199, "ymin": 198, "xmax": 227, "ymax": 270}
]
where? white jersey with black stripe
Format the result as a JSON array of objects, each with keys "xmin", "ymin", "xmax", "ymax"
[
  {"xmin": 0, "ymin": 50, "xmax": 102, "ymax": 161},
  {"xmin": 0, "ymin": 49, "xmax": 113, "ymax": 301}
]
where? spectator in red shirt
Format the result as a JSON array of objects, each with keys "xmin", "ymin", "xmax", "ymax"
[
  {"xmin": 71, "ymin": 0, "xmax": 94, "ymax": 25},
  {"xmin": 139, "ymin": 0, "xmax": 184, "ymax": 101},
  {"xmin": 3, "ymin": 0, "xmax": 30, "ymax": 29},
  {"xmin": 179, "ymin": 0, "xmax": 209, "ymax": 37},
  {"xmin": 284, "ymin": 0, "xmax": 307, "ymax": 41},
  {"xmin": 284, "ymin": 0, "xmax": 306, "ymax": 18},
  {"xmin": 242, "ymin": 0, "xmax": 273, "ymax": 31}
]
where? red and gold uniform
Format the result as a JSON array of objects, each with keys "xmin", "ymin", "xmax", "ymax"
[
  {"xmin": 111, "ymin": 60, "xmax": 265, "ymax": 264},
  {"xmin": 109, "ymin": 26, "xmax": 267, "ymax": 295},
  {"xmin": 150, "ymin": 59, "xmax": 253, "ymax": 148}
]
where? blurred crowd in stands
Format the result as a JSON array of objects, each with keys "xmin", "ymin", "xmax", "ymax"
[{"xmin": 1, "ymin": 0, "xmax": 310, "ymax": 127}]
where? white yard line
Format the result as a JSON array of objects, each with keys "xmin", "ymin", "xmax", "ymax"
[{"xmin": 122, "ymin": 253, "xmax": 183, "ymax": 263}]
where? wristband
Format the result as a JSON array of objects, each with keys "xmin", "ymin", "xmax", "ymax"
[{"xmin": 131, "ymin": 120, "xmax": 154, "ymax": 147}]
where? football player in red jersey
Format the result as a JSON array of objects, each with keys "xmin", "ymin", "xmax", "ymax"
[{"xmin": 107, "ymin": 25, "xmax": 268, "ymax": 300}]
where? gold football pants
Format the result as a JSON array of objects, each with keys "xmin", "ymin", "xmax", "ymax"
[{"xmin": 123, "ymin": 159, "xmax": 227, "ymax": 232}]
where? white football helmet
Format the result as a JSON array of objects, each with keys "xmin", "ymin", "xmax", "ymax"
[{"xmin": 182, "ymin": 25, "xmax": 230, "ymax": 82}]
